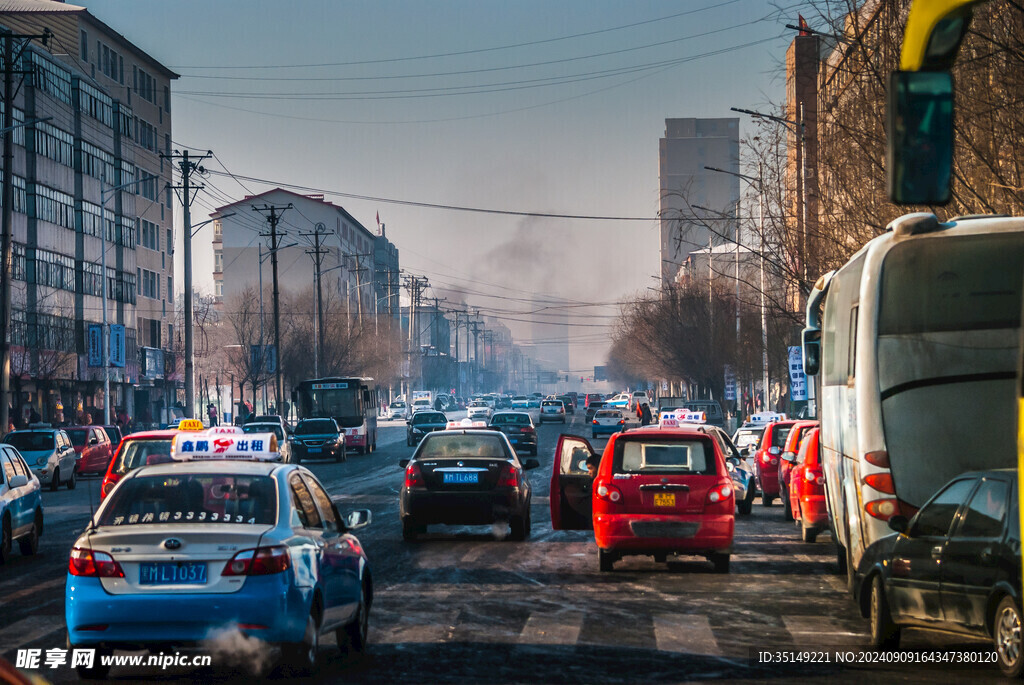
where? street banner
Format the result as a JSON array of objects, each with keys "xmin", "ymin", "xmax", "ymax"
[
  {"xmin": 724, "ymin": 365, "xmax": 737, "ymax": 401},
  {"xmin": 110, "ymin": 324, "xmax": 126, "ymax": 367},
  {"xmin": 87, "ymin": 324, "xmax": 102, "ymax": 367},
  {"xmin": 789, "ymin": 346, "xmax": 808, "ymax": 401}
]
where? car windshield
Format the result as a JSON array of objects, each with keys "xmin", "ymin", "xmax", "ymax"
[
  {"xmin": 413, "ymin": 413, "xmax": 445, "ymax": 425},
  {"xmin": 470, "ymin": 402, "xmax": 487, "ymax": 407},
  {"xmin": 296, "ymin": 419, "xmax": 337, "ymax": 435},
  {"xmin": 391, "ymin": 402, "xmax": 406, "ymax": 408},
  {"xmin": 4, "ymin": 432, "xmax": 54, "ymax": 452},
  {"xmin": 615, "ymin": 438, "xmax": 716, "ymax": 475},
  {"xmin": 418, "ymin": 434, "xmax": 509, "ymax": 459},
  {"xmin": 491, "ymin": 413, "xmax": 530, "ymax": 426},
  {"xmin": 66, "ymin": 429, "xmax": 89, "ymax": 446},
  {"xmin": 112, "ymin": 439, "xmax": 174, "ymax": 476},
  {"xmin": 98, "ymin": 473, "xmax": 277, "ymax": 526},
  {"xmin": 243, "ymin": 424, "xmax": 285, "ymax": 440},
  {"xmin": 595, "ymin": 410, "xmax": 621, "ymax": 419},
  {"xmin": 589, "ymin": 402, "xmax": 606, "ymax": 410},
  {"xmin": 734, "ymin": 429, "xmax": 762, "ymax": 449}
]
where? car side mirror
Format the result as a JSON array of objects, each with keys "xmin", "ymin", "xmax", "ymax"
[
  {"xmin": 399, "ymin": 459, "xmax": 410, "ymax": 469},
  {"xmin": 8, "ymin": 474, "xmax": 27, "ymax": 488},
  {"xmin": 522, "ymin": 458, "xmax": 540, "ymax": 471},
  {"xmin": 89, "ymin": 437, "xmax": 98, "ymax": 445},
  {"xmin": 887, "ymin": 70, "xmax": 954, "ymax": 205},
  {"xmin": 781, "ymin": 451, "xmax": 796, "ymax": 463},
  {"xmin": 888, "ymin": 515, "xmax": 910, "ymax": 535},
  {"xmin": 768, "ymin": 446, "xmax": 781, "ymax": 456},
  {"xmin": 802, "ymin": 328, "xmax": 821, "ymax": 377},
  {"xmin": 345, "ymin": 509, "xmax": 372, "ymax": 531},
  {"xmin": 726, "ymin": 461, "xmax": 736, "ymax": 473}
]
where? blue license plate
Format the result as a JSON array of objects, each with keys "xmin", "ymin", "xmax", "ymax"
[
  {"xmin": 139, "ymin": 562, "xmax": 207, "ymax": 585},
  {"xmin": 509, "ymin": 438, "xmax": 518, "ymax": 443},
  {"xmin": 308, "ymin": 447, "xmax": 322, "ymax": 453},
  {"xmin": 443, "ymin": 472, "xmax": 479, "ymax": 484}
]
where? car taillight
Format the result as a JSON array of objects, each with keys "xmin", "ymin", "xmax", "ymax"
[
  {"xmin": 864, "ymin": 498, "xmax": 899, "ymax": 521},
  {"xmin": 222, "ymin": 546, "xmax": 291, "ymax": 576},
  {"xmin": 404, "ymin": 462, "xmax": 425, "ymax": 489},
  {"xmin": 770, "ymin": 458, "xmax": 778, "ymax": 465},
  {"xmin": 595, "ymin": 481, "xmax": 622, "ymax": 503},
  {"xmin": 805, "ymin": 468, "xmax": 825, "ymax": 485},
  {"xmin": 706, "ymin": 482, "xmax": 733, "ymax": 503},
  {"xmin": 593, "ymin": 420, "xmax": 599, "ymax": 425},
  {"xmin": 704, "ymin": 480, "xmax": 734, "ymax": 513},
  {"xmin": 863, "ymin": 473, "xmax": 894, "ymax": 494},
  {"xmin": 865, "ymin": 450, "xmax": 890, "ymax": 468},
  {"xmin": 497, "ymin": 464, "xmax": 520, "ymax": 488},
  {"xmin": 100, "ymin": 475, "xmax": 119, "ymax": 499},
  {"xmin": 69, "ymin": 548, "xmax": 124, "ymax": 578},
  {"xmin": 761, "ymin": 454, "xmax": 771, "ymax": 464},
  {"xmin": 618, "ymin": 420, "xmax": 625, "ymax": 425},
  {"xmin": 520, "ymin": 426, "xmax": 534, "ymax": 434}
]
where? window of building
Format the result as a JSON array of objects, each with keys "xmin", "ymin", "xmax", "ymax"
[
  {"xmin": 31, "ymin": 52, "xmax": 72, "ymax": 104},
  {"xmin": 140, "ymin": 218, "xmax": 160, "ymax": 251},
  {"xmin": 0, "ymin": 174, "xmax": 28, "ymax": 214},
  {"xmin": 134, "ymin": 66, "xmax": 157, "ymax": 104},
  {"xmin": 33, "ymin": 122, "xmax": 74, "ymax": 167},
  {"xmin": 164, "ymin": 85, "xmax": 170, "ymax": 113},
  {"xmin": 118, "ymin": 215, "xmax": 136, "ymax": 249},
  {"xmin": 79, "ymin": 261, "xmax": 103, "ymax": 297},
  {"xmin": 213, "ymin": 221, "xmax": 222, "ymax": 241},
  {"xmin": 213, "ymin": 249, "xmax": 223, "ymax": 273},
  {"xmin": 0, "ymin": 102, "xmax": 26, "ymax": 146},
  {"xmin": 81, "ymin": 202, "xmax": 113, "ymax": 239},
  {"xmin": 214, "ymin": 280, "xmax": 223, "ymax": 298},
  {"xmin": 77, "ymin": 81, "xmax": 113, "ymax": 127},
  {"xmin": 97, "ymin": 41, "xmax": 122, "ymax": 82},
  {"xmin": 166, "ymin": 228, "xmax": 172, "ymax": 254},
  {"xmin": 80, "ymin": 29, "xmax": 88, "ymax": 61},
  {"xmin": 32, "ymin": 184, "xmax": 75, "ymax": 230},
  {"xmin": 80, "ymin": 141, "xmax": 115, "ymax": 182},
  {"xmin": 137, "ymin": 170, "xmax": 158, "ymax": 201},
  {"xmin": 141, "ymin": 268, "xmax": 159, "ymax": 299},
  {"xmin": 25, "ymin": 247, "xmax": 76, "ymax": 292},
  {"xmin": 135, "ymin": 117, "xmax": 157, "ymax": 153}
]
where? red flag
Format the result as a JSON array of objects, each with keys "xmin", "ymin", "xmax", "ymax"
[{"xmin": 798, "ymin": 14, "xmax": 810, "ymax": 36}]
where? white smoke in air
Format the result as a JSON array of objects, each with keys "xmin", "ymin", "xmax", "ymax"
[
  {"xmin": 201, "ymin": 623, "xmax": 274, "ymax": 676},
  {"xmin": 491, "ymin": 521, "xmax": 509, "ymax": 540}
]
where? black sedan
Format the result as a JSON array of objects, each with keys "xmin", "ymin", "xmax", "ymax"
[
  {"xmin": 398, "ymin": 429, "xmax": 540, "ymax": 541},
  {"xmin": 407, "ymin": 411, "xmax": 448, "ymax": 446},
  {"xmin": 288, "ymin": 418, "xmax": 345, "ymax": 463},
  {"xmin": 488, "ymin": 411, "xmax": 538, "ymax": 455},
  {"xmin": 854, "ymin": 469, "xmax": 1022, "ymax": 677}
]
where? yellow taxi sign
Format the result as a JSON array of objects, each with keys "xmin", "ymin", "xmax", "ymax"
[{"xmin": 177, "ymin": 419, "xmax": 206, "ymax": 431}]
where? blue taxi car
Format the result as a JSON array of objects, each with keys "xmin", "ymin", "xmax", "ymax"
[
  {"xmin": 65, "ymin": 428, "xmax": 373, "ymax": 679},
  {"xmin": 0, "ymin": 444, "xmax": 43, "ymax": 561}
]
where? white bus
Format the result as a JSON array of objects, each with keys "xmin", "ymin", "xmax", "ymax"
[{"xmin": 802, "ymin": 212, "xmax": 1024, "ymax": 591}]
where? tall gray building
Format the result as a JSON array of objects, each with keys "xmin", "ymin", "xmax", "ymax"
[{"xmin": 659, "ymin": 118, "xmax": 740, "ymax": 285}]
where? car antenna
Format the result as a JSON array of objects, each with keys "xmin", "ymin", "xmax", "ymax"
[{"xmin": 85, "ymin": 472, "xmax": 98, "ymax": 533}]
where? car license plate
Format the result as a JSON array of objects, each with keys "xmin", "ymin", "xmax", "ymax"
[
  {"xmin": 443, "ymin": 472, "xmax": 479, "ymax": 484},
  {"xmin": 308, "ymin": 447, "xmax": 322, "ymax": 453},
  {"xmin": 654, "ymin": 493, "xmax": 676, "ymax": 507},
  {"xmin": 509, "ymin": 438, "xmax": 518, "ymax": 443},
  {"xmin": 139, "ymin": 562, "xmax": 207, "ymax": 585}
]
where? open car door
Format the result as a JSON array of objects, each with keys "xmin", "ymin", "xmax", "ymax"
[{"xmin": 550, "ymin": 434, "xmax": 597, "ymax": 530}]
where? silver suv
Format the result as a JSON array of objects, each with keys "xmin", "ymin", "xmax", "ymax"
[{"xmin": 3, "ymin": 428, "xmax": 78, "ymax": 490}]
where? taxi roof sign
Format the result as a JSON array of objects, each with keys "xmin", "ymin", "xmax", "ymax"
[
  {"xmin": 208, "ymin": 425, "xmax": 243, "ymax": 435},
  {"xmin": 171, "ymin": 432, "xmax": 279, "ymax": 461},
  {"xmin": 445, "ymin": 418, "xmax": 489, "ymax": 430},
  {"xmin": 749, "ymin": 412, "xmax": 786, "ymax": 424},
  {"xmin": 660, "ymin": 411, "xmax": 706, "ymax": 427},
  {"xmin": 177, "ymin": 419, "xmax": 206, "ymax": 431}
]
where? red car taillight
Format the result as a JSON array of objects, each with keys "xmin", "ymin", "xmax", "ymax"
[
  {"xmin": 69, "ymin": 548, "xmax": 125, "ymax": 578},
  {"xmin": 595, "ymin": 481, "xmax": 622, "ymax": 503},
  {"xmin": 593, "ymin": 420, "xmax": 599, "ymax": 425},
  {"xmin": 705, "ymin": 480, "xmax": 734, "ymax": 513},
  {"xmin": 864, "ymin": 498, "xmax": 899, "ymax": 521},
  {"xmin": 706, "ymin": 482, "xmax": 733, "ymax": 504},
  {"xmin": 760, "ymin": 453, "xmax": 771, "ymax": 465},
  {"xmin": 404, "ymin": 462, "xmax": 426, "ymax": 489},
  {"xmin": 520, "ymin": 426, "xmax": 534, "ymax": 434},
  {"xmin": 618, "ymin": 420, "xmax": 625, "ymax": 425},
  {"xmin": 497, "ymin": 464, "xmax": 520, "ymax": 488},
  {"xmin": 100, "ymin": 475, "xmax": 119, "ymax": 499},
  {"xmin": 805, "ymin": 468, "xmax": 825, "ymax": 485},
  {"xmin": 222, "ymin": 546, "xmax": 291, "ymax": 576},
  {"xmin": 863, "ymin": 473, "xmax": 895, "ymax": 494}
]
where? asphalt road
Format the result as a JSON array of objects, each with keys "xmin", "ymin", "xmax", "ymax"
[{"xmin": 0, "ymin": 409, "xmax": 1002, "ymax": 683}]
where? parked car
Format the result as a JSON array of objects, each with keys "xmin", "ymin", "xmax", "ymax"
[
  {"xmin": 551, "ymin": 424, "xmax": 735, "ymax": 573},
  {"xmin": 590, "ymin": 409, "xmax": 625, "ymax": 438},
  {"xmin": 752, "ymin": 419, "xmax": 799, "ymax": 506},
  {"xmin": 289, "ymin": 418, "xmax": 345, "ymax": 463},
  {"xmin": 407, "ymin": 411, "xmax": 448, "ymax": 447},
  {"xmin": 540, "ymin": 400, "xmax": 566, "ymax": 424},
  {"xmin": 398, "ymin": 428, "xmax": 540, "ymax": 541},
  {"xmin": 2, "ymin": 428, "xmax": 77, "ymax": 491},
  {"xmin": 488, "ymin": 411, "xmax": 538, "ymax": 456},
  {"xmin": 854, "ymin": 469, "xmax": 1022, "ymax": 677},
  {"xmin": 777, "ymin": 420, "xmax": 819, "ymax": 520},
  {"xmin": 66, "ymin": 426, "xmax": 115, "ymax": 477},
  {"xmin": 787, "ymin": 427, "xmax": 827, "ymax": 542},
  {"xmin": 0, "ymin": 444, "xmax": 43, "ymax": 562}
]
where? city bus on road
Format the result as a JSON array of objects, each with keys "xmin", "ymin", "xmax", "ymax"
[
  {"xmin": 293, "ymin": 377, "xmax": 379, "ymax": 454},
  {"xmin": 803, "ymin": 213, "xmax": 1024, "ymax": 590}
]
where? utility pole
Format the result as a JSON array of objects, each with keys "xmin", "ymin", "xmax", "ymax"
[
  {"xmin": 349, "ymin": 254, "xmax": 370, "ymax": 327},
  {"xmin": 166, "ymin": 149, "xmax": 211, "ymax": 419},
  {"xmin": 253, "ymin": 202, "xmax": 291, "ymax": 413},
  {"xmin": 1, "ymin": 28, "xmax": 49, "ymax": 434},
  {"xmin": 302, "ymin": 222, "xmax": 330, "ymax": 377}
]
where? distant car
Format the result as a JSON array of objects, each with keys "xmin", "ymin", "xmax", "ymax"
[
  {"xmin": 410, "ymin": 398, "xmax": 432, "ymax": 414},
  {"xmin": 787, "ymin": 427, "xmax": 827, "ymax": 542},
  {"xmin": 540, "ymin": 400, "xmax": 566, "ymax": 424},
  {"xmin": 398, "ymin": 428, "xmax": 540, "ymax": 541},
  {"xmin": 753, "ymin": 420, "xmax": 799, "ymax": 506},
  {"xmin": 488, "ymin": 411, "xmax": 538, "ymax": 456},
  {"xmin": 101, "ymin": 429, "xmax": 180, "ymax": 499},
  {"xmin": 467, "ymin": 401, "xmax": 493, "ymax": 421},
  {"xmin": 854, "ymin": 469, "xmax": 1022, "ymax": 677},
  {"xmin": 495, "ymin": 396, "xmax": 512, "ymax": 410},
  {"xmin": 66, "ymin": 426, "xmax": 115, "ymax": 477},
  {"xmin": 777, "ymin": 421, "xmax": 819, "ymax": 521},
  {"xmin": 605, "ymin": 394, "xmax": 631, "ymax": 409},
  {"xmin": 100, "ymin": 425, "xmax": 124, "ymax": 453},
  {"xmin": 511, "ymin": 396, "xmax": 530, "ymax": 409},
  {"xmin": 243, "ymin": 422, "xmax": 292, "ymax": 464},
  {"xmin": 290, "ymin": 418, "xmax": 345, "ymax": 463},
  {"xmin": 0, "ymin": 444, "xmax": 43, "ymax": 562},
  {"xmin": 2, "ymin": 428, "xmax": 78, "ymax": 491},
  {"xmin": 585, "ymin": 401, "xmax": 607, "ymax": 422},
  {"xmin": 630, "ymin": 391, "xmax": 648, "ymax": 410},
  {"xmin": 551, "ymin": 425, "xmax": 735, "ymax": 573},
  {"xmin": 528, "ymin": 394, "xmax": 542, "ymax": 408},
  {"xmin": 386, "ymin": 401, "xmax": 409, "ymax": 420},
  {"xmin": 407, "ymin": 411, "xmax": 448, "ymax": 447},
  {"xmin": 557, "ymin": 395, "xmax": 575, "ymax": 415},
  {"xmin": 590, "ymin": 409, "xmax": 625, "ymax": 438},
  {"xmin": 584, "ymin": 393, "xmax": 603, "ymax": 409},
  {"xmin": 732, "ymin": 423, "xmax": 768, "ymax": 454},
  {"xmin": 680, "ymin": 400, "xmax": 724, "ymax": 428},
  {"xmin": 703, "ymin": 424, "xmax": 756, "ymax": 516}
]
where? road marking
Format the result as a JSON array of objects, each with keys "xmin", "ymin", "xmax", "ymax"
[
  {"xmin": 1, "ymin": 576, "xmax": 65, "ymax": 604},
  {"xmin": 0, "ymin": 616, "xmax": 63, "ymax": 653},
  {"xmin": 519, "ymin": 612, "xmax": 582, "ymax": 645},
  {"xmin": 653, "ymin": 615, "xmax": 722, "ymax": 656},
  {"xmin": 783, "ymin": 616, "xmax": 866, "ymax": 639}
]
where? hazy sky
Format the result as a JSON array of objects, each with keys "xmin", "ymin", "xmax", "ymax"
[{"xmin": 75, "ymin": 0, "xmax": 799, "ymax": 373}]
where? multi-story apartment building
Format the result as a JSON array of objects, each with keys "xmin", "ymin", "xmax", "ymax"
[{"xmin": 2, "ymin": 1, "xmax": 177, "ymax": 427}]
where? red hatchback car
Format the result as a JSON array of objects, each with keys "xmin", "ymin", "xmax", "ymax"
[
  {"xmin": 777, "ymin": 421, "xmax": 819, "ymax": 520},
  {"xmin": 752, "ymin": 420, "xmax": 799, "ymax": 506},
  {"xmin": 550, "ymin": 425, "xmax": 735, "ymax": 573},
  {"xmin": 787, "ymin": 427, "xmax": 828, "ymax": 542},
  {"xmin": 100, "ymin": 428, "xmax": 189, "ymax": 498},
  {"xmin": 65, "ymin": 426, "xmax": 114, "ymax": 477}
]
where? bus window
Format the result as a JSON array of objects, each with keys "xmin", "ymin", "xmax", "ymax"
[{"xmin": 848, "ymin": 306, "xmax": 858, "ymax": 383}]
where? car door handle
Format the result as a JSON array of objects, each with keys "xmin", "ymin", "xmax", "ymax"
[
  {"xmin": 931, "ymin": 545, "xmax": 943, "ymax": 559},
  {"xmin": 980, "ymin": 547, "xmax": 996, "ymax": 564}
]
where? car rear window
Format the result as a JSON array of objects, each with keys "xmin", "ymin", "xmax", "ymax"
[
  {"xmin": 595, "ymin": 410, "xmax": 621, "ymax": 419},
  {"xmin": 542, "ymin": 400, "xmax": 562, "ymax": 407},
  {"xmin": 614, "ymin": 438, "xmax": 716, "ymax": 475},
  {"xmin": 413, "ymin": 413, "xmax": 445, "ymax": 425},
  {"xmin": 4, "ymin": 432, "xmax": 55, "ymax": 452},
  {"xmin": 589, "ymin": 402, "xmax": 606, "ymax": 410},
  {"xmin": 296, "ymin": 419, "xmax": 337, "ymax": 435},
  {"xmin": 112, "ymin": 439, "xmax": 174, "ymax": 475},
  {"xmin": 418, "ymin": 434, "xmax": 509, "ymax": 459},
  {"xmin": 66, "ymin": 429, "xmax": 89, "ymax": 446},
  {"xmin": 98, "ymin": 474, "xmax": 277, "ymax": 526},
  {"xmin": 770, "ymin": 425, "xmax": 793, "ymax": 449},
  {"xmin": 733, "ymin": 429, "xmax": 762, "ymax": 449},
  {"xmin": 491, "ymin": 414, "xmax": 529, "ymax": 426},
  {"xmin": 243, "ymin": 424, "xmax": 284, "ymax": 440}
]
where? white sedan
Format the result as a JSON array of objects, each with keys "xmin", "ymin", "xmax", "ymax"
[{"xmin": 467, "ymin": 401, "xmax": 493, "ymax": 420}]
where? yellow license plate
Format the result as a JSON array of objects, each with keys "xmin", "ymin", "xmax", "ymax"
[{"xmin": 653, "ymin": 492, "xmax": 676, "ymax": 507}]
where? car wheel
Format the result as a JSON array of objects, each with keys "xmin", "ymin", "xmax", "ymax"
[
  {"xmin": 737, "ymin": 489, "xmax": 753, "ymax": 516},
  {"xmin": 710, "ymin": 553, "xmax": 730, "ymax": 573},
  {"xmin": 67, "ymin": 467, "xmax": 77, "ymax": 490},
  {"xmin": 869, "ymin": 574, "xmax": 901, "ymax": 649},
  {"xmin": 598, "ymin": 549, "xmax": 616, "ymax": 572},
  {"xmin": 283, "ymin": 611, "xmax": 319, "ymax": 676},
  {"xmin": 407, "ymin": 436, "xmax": 413, "ymax": 446},
  {"xmin": 995, "ymin": 595, "xmax": 1024, "ymax": 677},
  {"xmin": 336, "ymin": 582, "xmax": 370, "ymax": 658},
  {"xmin": 0, "ymin": 515, "xmax": 11, "ymax": 565},
  {"xmin": 402, "ymin": 518, "xmax": 422, "ymax": 542},
  {"xmin": 50, "ymin": 468, "xmax": 60, "ymax": 492},
  {"xmin": 780, "ymin": 491, "xmax": 791, "ymax": 520},
  {"xmin": 18, "ymin": 511, "xmax": 41, "ymax": 556},
  {"xmin": 801, "ymin": 524, "xmax": 818, "ymax": 543},
  {"xmin": 335, "ymin": 447, "xmax": 343, "ymax": 463},
  {"xmin": 509, "ymin": 512, "xmax": 529, "ymax": 541},
  {"xmin": 760, "ymin": 492, "xmax": 773, "ymax": 506}
]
